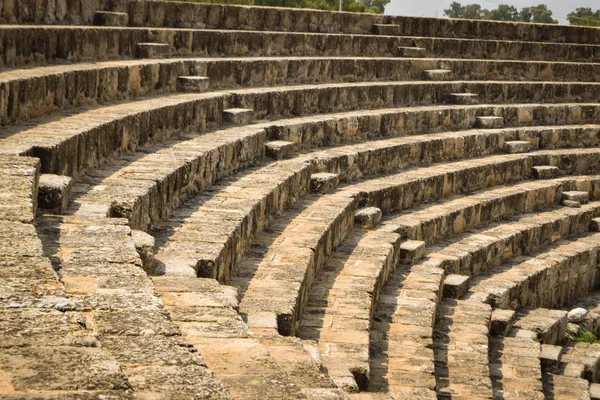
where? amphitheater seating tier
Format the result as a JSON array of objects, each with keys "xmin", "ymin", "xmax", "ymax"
[{"xmin": 3, "ymin": 1, "xmax": 600, "ymax": 398}]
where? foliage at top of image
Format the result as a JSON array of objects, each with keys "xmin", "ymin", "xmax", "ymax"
[
  {"xmin": 444, "ymin": 2, "xmax": 557, "ymax": 24},
  {"xmin": 173, "ymin": 0, "xmax": 387, "ymax": 13},
  {"xmin": 567, "ymin": 8, "xmax": 600, "ymax": 27}
]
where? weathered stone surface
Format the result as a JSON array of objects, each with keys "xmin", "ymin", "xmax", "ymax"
[
  {"xmin": 399, "ymin": 240, "xmax": 426, "ymax": 264},
  {"xmin": 93, "ymin": 11, "xmax": 128, "ymax": 26},
  {"xmin": 37, "ymin": 174, "xmax": 72, "ymax": 214},
  {"xmin": 504, "ymin": 140, "xmax": 533, "ymax": 154},
  {"xmin": 354, "ymin": 207, "xmax": 382, "ymax": 229},
  {"xmin": 131, "ymin": 230, "xmax": 155, "ymax": 272},
  {"xmin": 136, "ymin": 42, "xmax": 170, "ymax": 59},
  {"xmin": 563, "ymin": 191, "xmax": 590, "ymax": 204},
  {"xmin": 177, "ymin": 76, "xmax": 210, "ymax": 93},
  {"xmin": 223, "ymin": 108, "xmax": 254, "ymax": 125},
  {"xmin": 443, "ymin": 274, "xmax": 470, "ymax": 299},
  {"xmin": 265, "ymin": 140, "xmax": 296, "ymax": 160},
  {"xmin": 533, "ymin": 165, "xmax": 561, "ymax": 179},
  {"xmin": 311, "ymin": 173, "xmax": 339, "ymax": 194}
]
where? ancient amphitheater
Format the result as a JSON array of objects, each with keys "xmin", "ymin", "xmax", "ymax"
[{"xmin": 3, "ymin": 0, "xmax": 600, "ymax": 399}]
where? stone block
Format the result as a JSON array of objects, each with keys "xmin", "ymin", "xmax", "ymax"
[
  {"xmin": 590, "ymin": 383, "xmax": 600, "ymax": 400},
  {"xmin": 371, "ymin": 24, "xmax": 398, "ymax": 35},
  {"xmin": 310, "ymin": 173, "xmax": 339, "ymax": 194},
  {"xmin": 568, "ymin": 308, "xmax": 589, "ymax": 323},
  {"xmin": 491, "ymin": 309, "xmax": 516, "ymax": 336},
  {"xmin": 449, "ymin": 93, "xmax": 479, "ymax": 105},
  {"xmin": 532, "ymin": 166, "xmax": 561, "ymax": 179},
  {"xmin": 396, "ymin": 46, "xmax": 427, "ymax": 57},
  {"xmin": 135, "ymin": 43, "xmax": 170, "ymax": 59},
  {"xmin": 399, "ymin": 240, "xmax": 426, "ymax": 264},
  {"xmin": 563, "ymin": 200, "xmax": 582, "ymax": 208},
  {"xmin": 504, "ymin": 140, "xmax": 532, "ymax": 154},
  {"xmin": 423, "ymin": 69, "xmax": 453, "ymax": 80},
  {"xmin": 563, "ymin": 191, "xmax": 589, "ymax": 204},
  {"xmin": 132, "ymin": 230, "xmax": 155, "ymax": 272},
  {"xmin": 37, "ymin": 174, "xmax": 72, "ymax": 214},
  {"xmin": 265, "ymin": 141, "xmax": 295, "ymax": 160},
  {"xmin": 443, "ymin": 274, "xmax": 470, "ymax": 299},
  {"xmin": 93, "ymin": 11, "xmax": 128, "ymax": 26},
  {"xmin": 541, "ymin": 344, "xmax": 563, "ymax": 372},
  {"xmin": 176, "ymin": 76, "xmax": 210, "ymax": 93},
  {"xmin": 475, "ymin": 116, "xmax": 505, "ymax": 129},
  {"xmin": 590, "ymin": 218, "xmax": 600, "ymax": 232},
  {"xmin": 224, "ymin": 108, "xmax": 254, "ymax": 125},
  {"xmin": 354, "ymin": 207, "xmax": 382, "ymax": 229},
  {"xmin": 562, "ymin": 362, "xmax": 586, "ymax": 378}
]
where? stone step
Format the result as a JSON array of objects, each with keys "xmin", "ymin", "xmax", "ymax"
[
  {"xmin": 3, "ymin": 58, "xmax": 600, "ymax": 127},
  {"xmin": 422, "ymin": 69, "xmax": 453, "ymax": 81},
  {"xmin": 543, "ymin": 373, "xmax": 591, "ymax": 400},
  {"xmin": 340, "ymin": 148, "xmax": 600, "ymax": 216},
  {"xmin": 368, "ymin": 262, "xmax": 444, "ymax": 397},
  {"xmin": 0, "ymin": 155, "xmax": 40, "ymax": 223},
  {"xmin": 265, "ymin": 140, "xmax": 296, "ymax": 160},
  {"xmin": 470, "ymin": 231, "xmax": 600, "ymax": 310},
  {"xmin": 394, "ymin": 35, "xmax": 600, "ymax": 63},
  {"xmin": 533, "ymin": 165, "xmax": 562, "ymax": 179},
  {"xmin": 135, "ymin": 42, "xmax": 170, "ymax": 59},
  {"xmin": 489, "ymin": 329, "xmax": 544, "ymax": 399},
  {"xmin": 511, "ymin": 308, "xmax": 568, "ymax": 345},
  {"xmin": 224, "ymin": 108, "xmax": 254, "ymax": 125},
  {"xmin": 396, "ymin": 46, "xmax": 427, "ymax": 58},
  {"xmin": 298, "ymin": 228, "xmax": 402, "ymax": 392},
  {"xmin": 433, "ymin": 298, "xmax": 493, "ymax": 399},
  {"xmin": 37, "ymin": 174, "xmax": 72, "ymax": 214},
  {"xmin": 177, "ymin": 76, "xmax": 210, "ymax": 92},
  {"xmin": 93, "ymin": 11, "xmax": 128, "ymax": 26},
  {"xmin": 152, "ymin": 158, "xmax": 312, "ymax": 282},
  {"xmin": 371, "ymin": 24, "xmax": 399, "ymax": 36},
  {"xmin": 3, "ymin": 79, "xmax": 600, "ymax": 179},
  {"xmin": 232, "ymin": 193, "xmax": 358, "ymax": 336},
  {"xmin": 430, "ymin": 202, "xmax": 599, "ymax": 277},
  {"xmin": 449, "ymin": 92, "xmax": 479, "ymax": 105},
  {"xmin": 257, "ymin": 335, "xmax": 347, "ymax": 398},
  {"xmin": 475, "ymin": 116, "xmax": 505, "ymax": 129},
  {"xmin": 505, "ymin": 140, "xmax": 534, "ymax": 154},
  {"xmin": 5, "ymin": 0, "xmax": 600, "ymax": 45},
  {"xmin": 311, "ymin": 173, "xmax": 339, "ymax": 194},
  {"xmin": 383, "ymin": 179, "xmax": 565, "ymax": 245},
  {"xmin": 442, "ymin": 274, "xmax": 470, "ymax": 299},
  {"xmin": 354, "ymin": 207, "xmax": 382, "ymax": 229},
  {"xmin": 152, "ymin": 277, "xmax": 304, "ymax": 399},
  {"xmin": 559, "ymin": 342, "xmax": 600, "ymax": 383},
  {"xmin": 491, "ymin": 309, "xmax": 517, "ymax": 336}
]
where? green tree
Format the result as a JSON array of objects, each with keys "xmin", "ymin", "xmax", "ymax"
[
  {"xmin": 520, "ymin": 4, "xmax": 557, "ymax": 24},
  {"xmin": 444, "ymin": 2, "xmax": 484, "ymax": 19},
  {"xmin": 484, "ymin": 4, "xmax": 519, "ymax": 21},
  {"xmin": 567, "ymin": 7, "xmax": 600, "ymax": 27}
]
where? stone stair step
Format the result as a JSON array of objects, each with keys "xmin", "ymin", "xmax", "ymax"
[
  {"xmin": 475, "ymin": 116, "xmax": 505, "ymax": 129},
  {"xmin": 354, "ymin": 207, "xmax": 382, "ymax": 229},
  {"xmin": 37, "ymin": 174, "xmax": 72, "ymax": 214},
  {"xmin": 511, "ymin": 308, "xmax": 568, "ymax": 345},
  {"xmin": 177, "ymin": 76, "xmax": 210, "ymax": 92},
  {"xmin": 135, "ymin": 42, "xmax": 170, "ymax": 59},
  {"xmin": 265, "ymin": 140, "xmax": 296, "ymax": 160},
  {"xmin": 442, "ymin": 274, "xmax": 470, "ymax": 299},
  {"xmin": 449, "ymin": 92, "xmax": 479, "ymax": 105},
  {"xmin": 298, "ymin": 228, "xmax": 401, "ymax": 392},
  {"xmin": 504, "ymin": 140, "xmax": 533, "ymax": 154},
  {"xmin": 311, "ymin": 173, "xmax": 340, "ymax": 194},
  {"xmin": 533, "ymin": 165, "xmax": 562, "ymax": 179},
  {"xmin": 224, "ymin": 108, "xmax": 254, "ymax": 125},
  {"xmin": 396, "ymin": 46, "xmax": 427, "ymax": 58},
  {"xmin": 423, "ymin": 69, "xmax": 453, "ymax": 81},
  {"xmin": 93, "ymin": 11, "xmax": 128, "ymax": 26}
]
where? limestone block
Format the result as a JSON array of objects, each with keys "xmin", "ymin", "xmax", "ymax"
[
  {"xmin": 176, "ymin": 76, "xmax": 210, "ymax": 93},
  {"xmin": 136, "ymin": 43, "xmax": 170, "ymax": 59},
  {"xmin": 563, "ymin": 191, "xmax": 589, "ymax": 204},
  {"xmin": 396, "ymin": 46, "xmax": 426, "ymax": 57},
  {"xmin": 224, "ymin": 108, "xmax": 254, "ymax": 125},
  {"xmin": 310, "ymin": 173, "xmax": 339, "ymax": 194},
  {"xmin": 541, "ymin": 344, "xmax": 563, "ymax": 372},
  {"xmin": 449, "ymin": 93, "xmax": 479, "ymax": 105},
  {"xmin": 504, "ymin": 140, "xmax": 532, "ymax": 154},
  {"xmin": 93, "ymin": 11, "xmax": 128, "ymax": 26},
  {"xmin": 400, "ymin": 240, "xmax": 426, "ymax": 264},
  {"xmin": 491, "ymin": 309, "xmax": 516, "ymax": 336},
  {"xmin": 563, "ymin": 200, "xmax": 582, "ymax": 208},
  {"xmin": 443, "ymin": 274, "xmax": 470, "ymax": 299},
  {"xmin": 37, "ymin": 174, "xmax": 72, "ymax": 214},
  {"xmin": 475, "ymin": 116, "xmax": 505, "ymax": 129},
  {"xmin": 562, "ymin": 362, "xmax": 586, "ymax": 378},
  {"xmin": 532, "ymin": 166, "xmax": 561, "ymax": 179},
  {"xmin": 354, "ymin": 207, "xmax": 382, "ymax": 229},
  {"xmin": 590, "ymin": 383, "xmax": 600, "ymax": 400},
  {"xmin": 265, "ymin": 141, "xmax": 295, "ymax": 160},
  {"xmin": 591, "ymin": 218, "xmax": 600, "ymax": 232},
  {"xmin": 132, "ymin": 230, "xmax": 155, "ymax": 272},
  {"xmin": 423, "ymin": 69, "xmax": 453, "ymax": 80}
]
